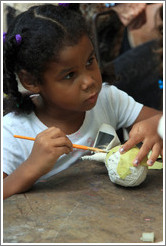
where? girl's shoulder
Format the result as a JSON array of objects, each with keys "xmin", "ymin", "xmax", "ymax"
[
  {"xmin": 101, "ymin": 82, "xmax": 136, "ymax": 99},
  {"xmin": 101, "ymin": 83, "xmax": 120, "ymax": 92},
  {"xmin": 3, "ymin": 111, "xmax": 35, "ymax": 128},
  {"xmin": 3, "ymin": 111, "xmax": 47, "ymax": 133},
  {"xmin": 100, "ymin": 83, "xmax": 123, "ymax": 99}
]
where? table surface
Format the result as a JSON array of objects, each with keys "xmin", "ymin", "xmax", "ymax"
[{"xmin": 3, "ymin": 160, "xmax": 163, "ymax": 244}]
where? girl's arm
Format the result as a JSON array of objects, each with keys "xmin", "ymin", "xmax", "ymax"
[
  {"xmin": 132, "ymin": 105, "xmax": 162, "ymax": 122},
  {"xmin": 3, "ymin": 160, "xmax": 44, "ymax": 199},
  {"xmin": 3, "ymin": 127, "xmax": 73, "ymax": 200},
  {"xmin": 120, "ymin": 106, "xmax": 163, "ymax": 166}
]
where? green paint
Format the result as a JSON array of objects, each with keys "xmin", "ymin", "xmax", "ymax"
[{"xmin": 106, "ymin": 145, "xmax": 148, "ymax": 179}]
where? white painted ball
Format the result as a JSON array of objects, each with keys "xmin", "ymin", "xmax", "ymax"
[{"xmin": 105, "ymin": 146, "xmax": 148, "ymax": 187}]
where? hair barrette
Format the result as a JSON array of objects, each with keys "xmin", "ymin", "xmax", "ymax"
[
  {"xmin": 3, "ymin": 32, "xmax": 7, "ymax": 43},
  {"xmin": 158, "ymin": 79, "xmax": 163, "ymax": 89},
  {"xmin": 58, "ymin": 3, "xmax": 70, "ymax": 7},
  {"xmin": 15, "ymin": 34, "xmax": 22, "ymax": 45}
]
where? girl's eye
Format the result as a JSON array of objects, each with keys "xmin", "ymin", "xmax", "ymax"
[
  {"xmin": 64, "ymin": 72, "xmax": 74, "ymax": 80},
  {"xmin": 86, "ymin": 56, "xmax": 95, "ymax": 67}
]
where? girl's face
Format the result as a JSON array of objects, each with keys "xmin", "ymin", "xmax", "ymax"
[{"xmin": 38, "ymin": 35, "xmax": 102, "ymax": 113}]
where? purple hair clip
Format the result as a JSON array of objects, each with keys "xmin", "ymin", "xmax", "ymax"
[
  {"xmin": 3, "ymin": 32, "xmax": 7, "ymax": 43},
  {"xmin": 58, "ymin": 3, "xmax": 70, "ymax": 7},
  {"xmin": 15, "ymin": 34, "xmax": 22, "ymax": 45},
  {"xmin": 3, "ymin": 32, "xmax": 22, "ymax": 45}
]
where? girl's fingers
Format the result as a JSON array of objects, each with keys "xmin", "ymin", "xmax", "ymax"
[
  {"xmin": 41, "ymin": 136, "xmax": 73, "ymax": 153},
  {"xmin": 35, "ymin": 127, "xmax": 73, "ymax": 154},
  {"xmin": 52, "ymin": 137, "xmax": 73, "ymax": 151},
  {"xmin": 132, "ymin": 142, "xmax": 151, "ymax": 166},
  {"xmin": 55, "ymin": 146, "xmax": 73, "ymax": 155},
  {"xmin": 119, "ymin": 136, "xmax": 141, "ymax": 154},
  {"xmin": 120, "ymin": 137, "xmax": 160, "ymax": 166},
  {"xmin": 147, "ymin": 143, "xmax": 162, "ymax": 166},
  {"xmin": 129, "ymin": 142, "xmax": 161, "ymax": 167}
]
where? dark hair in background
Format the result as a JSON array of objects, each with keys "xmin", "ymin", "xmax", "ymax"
[
  {"xmin": 156, "ymin": 5, "xmax": 163, "ymax": 78},
  {"xmin": 3, "ymin": 4, "xmax": 91, "ymax": 114}
]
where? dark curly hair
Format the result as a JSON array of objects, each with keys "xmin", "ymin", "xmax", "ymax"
[
  {"xmin": 3, "ymin": 4, "xmax": 91, "ymax": 114},
  {"xmin": 156, "ymin": 5, "xmax": 163, "ymax": 78}
]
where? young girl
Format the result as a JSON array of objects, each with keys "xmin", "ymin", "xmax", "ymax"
[{"xmin": 3, "ymin": 4, "xmax": 162, "ymax": 200}]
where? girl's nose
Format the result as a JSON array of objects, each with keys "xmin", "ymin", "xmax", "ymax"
[{"xmin": 81, "ymin": 73, "xmax": 96, "ymax": 92}]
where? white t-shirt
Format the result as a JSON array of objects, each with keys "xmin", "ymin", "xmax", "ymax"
[{"xmin": 3, "ymin": 84, "xmax": 143, "ymax": 181}]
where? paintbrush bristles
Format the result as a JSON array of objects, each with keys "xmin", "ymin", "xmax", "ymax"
[{"xmin": 87, "ymin": 147, "xmax": 107, "ymax": 153}]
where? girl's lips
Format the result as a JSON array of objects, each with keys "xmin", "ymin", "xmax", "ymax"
[{"xmin": 86, "ymin": 93, "xmax": 98, "ymax": 104}]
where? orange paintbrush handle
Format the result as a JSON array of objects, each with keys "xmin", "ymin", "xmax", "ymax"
[
  {"xmin": 13, "ymin": 135, "xmax": 106, "ymax": 153},
  {"xmin": 14, "ymin": 135, "xmax": 35, "ymax": 141}
]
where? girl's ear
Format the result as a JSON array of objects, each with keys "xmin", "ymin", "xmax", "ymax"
[{"xmin": 18, "ymin": 69, "xmax": 40, "ymax": 93}]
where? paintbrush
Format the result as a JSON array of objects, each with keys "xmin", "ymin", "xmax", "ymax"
[{"xmin": 13, "ymin": 135, "xmax": 107, "ymax": 153}]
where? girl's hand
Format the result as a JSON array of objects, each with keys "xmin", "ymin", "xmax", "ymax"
[
  {"xmin": 119, "ymin": 114, "xmax": 163, "ymax": 166},
  {"xmin": 3, "ymin": 127, "xmax": 73, "ymax": 200},
  {"xmin": 27, "ymin": 127, "xmax": 73, "ymax": 177}
]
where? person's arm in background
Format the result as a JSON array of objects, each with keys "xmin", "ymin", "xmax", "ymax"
[
  {"xmin": 112, "ymin": 3, "xmax": 147, "ymax": 29},
  {"xmin": 120, "ymin": 106, "xmax": 163, "ymax": 166}
]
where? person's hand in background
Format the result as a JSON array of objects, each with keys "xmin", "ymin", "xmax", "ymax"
[{"xmin": 113, "ymin": 3, "xmax": 146, "ymax": 29}]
